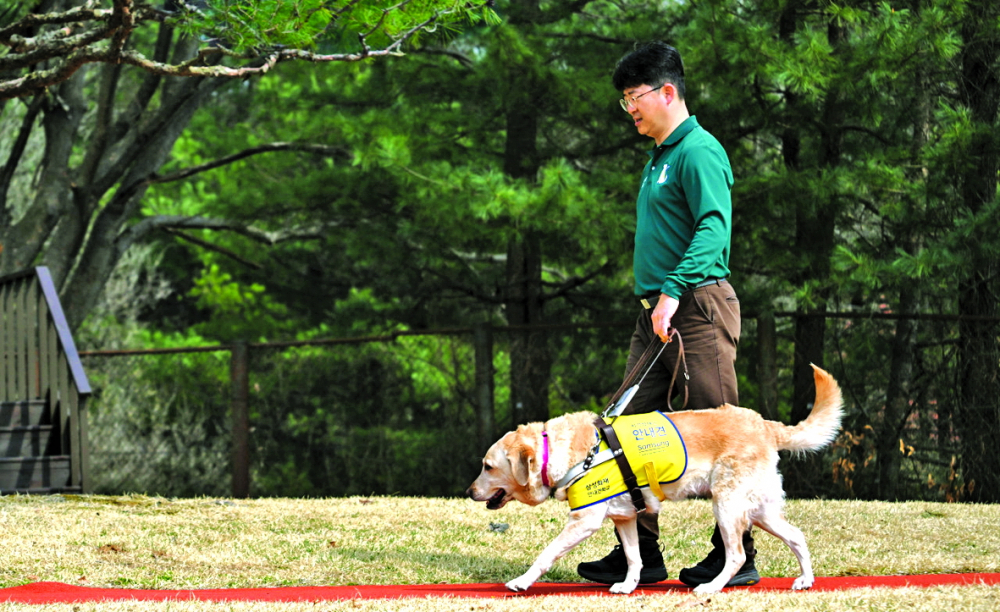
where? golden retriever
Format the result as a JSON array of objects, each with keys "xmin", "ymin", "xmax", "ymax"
[{"xmin": 466, "ymin": 364, "xmax": 843, "ymax": 595}]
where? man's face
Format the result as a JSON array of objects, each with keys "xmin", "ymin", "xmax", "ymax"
[{"xmin": 621, "ymin": 83, "xmax": 670, "ymax": 142}]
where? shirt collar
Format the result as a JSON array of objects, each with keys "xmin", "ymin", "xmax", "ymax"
[{"xmin": 648, "ymin": 115, "xmax": 700, "ymax": 157}]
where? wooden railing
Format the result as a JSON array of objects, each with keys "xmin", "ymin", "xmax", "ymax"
[{"xmin": 0, "ymin": 267, "xmax": 91, "ymax": 493}]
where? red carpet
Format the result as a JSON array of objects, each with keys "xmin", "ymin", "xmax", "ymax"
[{"xmin": 0, "ymin": 574, "xmax": 997, "ymax": 603}]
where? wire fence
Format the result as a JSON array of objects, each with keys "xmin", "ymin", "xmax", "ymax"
[
  {"xmin": 79, "ymin": 312, "xmax": 998, "ymax": 502},
  {"xmin": 82, "ymin": 330, "xmax": 498, "ymax": 500},
  {"xmin": 83, "ymin": 349, "xmax": 232, "ymax": 498}
]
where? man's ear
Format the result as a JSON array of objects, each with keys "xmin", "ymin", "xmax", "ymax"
[
  {"xmin": 661, "ymin": 82, "xmax": 675, "ymax": 104},
  {"xmin": 509, "ymin": 445, "xmax": 534, "ymax": 487}
]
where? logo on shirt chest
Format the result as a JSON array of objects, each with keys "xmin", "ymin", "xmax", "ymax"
[{"xmin": 657, "ymin": 164, "xmax": 670, "ymax": 184}]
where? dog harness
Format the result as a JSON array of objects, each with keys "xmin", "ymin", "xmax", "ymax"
[{"xmin": 565, "ymin": 412, "xmax": 687, "ymax": 511}]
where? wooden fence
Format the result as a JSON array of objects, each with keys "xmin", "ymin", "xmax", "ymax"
[{"xmin": 0, "ymin": 267, "xmax": 92, "ymax": 493}]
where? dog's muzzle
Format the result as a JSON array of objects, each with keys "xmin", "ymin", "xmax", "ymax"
[
  {"xmin": 485, "ymin": 489, "xmax": 507, "ymax": 510},
  {"xmin": 467, "ymin": 484, "xmax": 508, "ymax": 510}
]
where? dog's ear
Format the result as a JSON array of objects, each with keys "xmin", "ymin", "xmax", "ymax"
[{"xmin": 509, "ymin": 445, "xmax": 534, "ymax": 487}]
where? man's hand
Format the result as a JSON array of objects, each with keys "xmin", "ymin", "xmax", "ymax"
[{"xmin": 651, "ymin": 293, "xmax": 680, "ymax": 342}]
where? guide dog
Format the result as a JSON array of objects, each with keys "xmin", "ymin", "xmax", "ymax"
[{"xmin": 466, "ymin": 365, "xmax": 843, "ymax": 595}]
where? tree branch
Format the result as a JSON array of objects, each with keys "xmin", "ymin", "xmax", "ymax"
[
  {"xmin": 0, "ymin": 47, "xmax": 110, "ymax": 100},
  {"xmin": 150, "ymin": 142, "xmax": 351, "ymax": 185},
  {"xmin": 1, "ymin": 1, "xmax": 495, "ymax": 101},
  {"xmin": 543, "ymin": 259, "xmax": 616, "ymax": 301},
  {"xmin": 91, "ymin": 75, "xmax": 223, "ymax": 198},
  {"xmin": 0, "ymin": 2, "xmax": 113, "ymax": 43},
  {"xmin": 414, "ymin": 46, "xmax": 475, "ymax": 68},
  {"xmin": 116, "ymin": 214, "xmax": 331, "ymax": 270},
  {"xmin": 120, "ymin": 214, "xmax": 326, "ymax": 254},
  {"xmin": 108, "ymin": 0, "xmax": 135, "ymax": 58},
  {"xmin": 1, "ymin": 2, "xmax": 123, "ymax": 68},
  {"xmin": 0, "ymin": 96, "xmax": 44, "ymax": 221},
  {"xmin": 161, "ymin": 227, "xmax": 263, "ymax": 270}
]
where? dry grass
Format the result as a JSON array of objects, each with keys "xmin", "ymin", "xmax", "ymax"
[
  {"xmin": 4, "ymin": 587, "xmax": 1000, "ymax": 612},
  {"xmin": 0, "ymin": 494, "xmax": 997, "ymax": 611}
]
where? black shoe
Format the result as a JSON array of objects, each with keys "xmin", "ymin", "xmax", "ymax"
[
  {"xmin": 678, "ymin": 550, "xmax": 760, "ymax": 587},
  {"xmin": 577, "ymin": 543, "xmax": 668, "ymax": 584}
]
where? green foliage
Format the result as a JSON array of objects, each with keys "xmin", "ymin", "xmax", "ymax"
[
  {"xmin": 77, "ymin": 0, "xmax": 1000, "ymax": 501},
  {"xmin": 85, "ymin": 348, "xmax": 232, "ymax": 498},
  {"xmin": 0, "ymin": 2, "xmax": 29, "ymax": 28},
  {"xmin": 247, "ymin": 336, "xmax": 485, "ymax": 497},
  {"xmin": 188, "ymin": 264, "xmax": 294, "ymax": 341},
  {"xmin": 168, "ymin": 0, "xmax": 500, "ymax": 55},
  {"xmin": 203, "ymin": 0, "xmax": 334, "ymax": 51}
]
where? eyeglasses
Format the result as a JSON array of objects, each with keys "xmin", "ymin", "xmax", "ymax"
[{"xmin": 620, "ymin": 84, "xmax": 664, "ymax": 112}]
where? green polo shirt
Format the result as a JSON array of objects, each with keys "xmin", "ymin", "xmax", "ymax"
[{"xmin": 633, "ymin": 116, "xmax": 733, "ymax": 299}]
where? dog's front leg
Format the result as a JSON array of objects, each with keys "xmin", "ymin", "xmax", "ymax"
[
  {"xmin": 609, "ymin": 518, "xmax": 642, "ymax": 594},
  {"xmin": 505, "ymin": 507, "xmax": 606, "ymax": 592}
]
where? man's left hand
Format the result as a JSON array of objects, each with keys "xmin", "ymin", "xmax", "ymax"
[{"xmin": 651, "ymin": 293, "xmax": 679, "ymax": 343}]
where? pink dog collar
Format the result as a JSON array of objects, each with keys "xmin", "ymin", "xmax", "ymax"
[{"xmin": 541, "ymin": 430, "xmax": 551, "ymax": 488}]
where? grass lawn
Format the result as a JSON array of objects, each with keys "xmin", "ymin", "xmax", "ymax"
[{"xmin": 0, "ymin": 494, "xmax": 997, "ymax": 611}]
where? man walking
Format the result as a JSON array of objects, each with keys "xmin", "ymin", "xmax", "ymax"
[{"xmin": 576, "ymin": 41, "xmax": 759, "ymax": 589}]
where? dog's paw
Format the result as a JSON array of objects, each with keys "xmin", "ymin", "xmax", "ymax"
[
  {"xmin": 505, "ymin": 576, "xmax": 534, "ymax": 592},
  {"xmin": 610, "ymin": 581, "xmax": 638, "ymax": 595},
  {"xmin": 792, "ymin": 575, "xmax": 814, "ymax": 590},
  {"xmin": 693, "ymin": 582, "xmax": 724, "ymax": 595}
]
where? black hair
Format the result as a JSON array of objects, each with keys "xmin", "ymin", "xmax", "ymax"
[{"xmin": 612, "ymin": 41, "xmax": 686, "ymax": 99}]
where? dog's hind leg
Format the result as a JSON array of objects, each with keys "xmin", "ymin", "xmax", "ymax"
[
  {"xmin": 505, "ymin": 506, "xmax": 607, "ymax": 593},
  {"xmin": 754, "ymin": 503, "xmax": 813, "ymax": 590},
  {"xmin": 693, "ymin": 499, "xmax": 749, "ymax": 594},
  {"xmin": 608, "ymin": 518, "xmax": 643, "ymax": 594}
]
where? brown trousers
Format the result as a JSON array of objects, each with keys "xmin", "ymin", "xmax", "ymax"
[{"xmin": 623, "ymin": 280, "xmax": 741, "ymax": 539}]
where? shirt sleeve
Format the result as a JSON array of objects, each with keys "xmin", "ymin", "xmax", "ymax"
[{"xmin": 660, "ymin": 143, "xmax": 733, "ymax": 299}]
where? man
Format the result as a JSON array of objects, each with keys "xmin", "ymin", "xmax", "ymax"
[{"xmin": 576, "ymin": 42, "xmax": 759, "ymax": 588}]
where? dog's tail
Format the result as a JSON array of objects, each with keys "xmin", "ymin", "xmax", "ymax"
[{"xmin": 774, "ymin": 364, "xmax": 844, "ymax": 453}]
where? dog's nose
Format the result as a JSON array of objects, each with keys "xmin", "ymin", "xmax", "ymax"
[{"xmin": 465, "ymin": 485, "xmax": 476, "ymax": 499}]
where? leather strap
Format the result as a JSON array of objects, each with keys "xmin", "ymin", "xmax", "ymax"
[
  {"xmin": 604, "ymin": 329, "xmax": 689, "ymax": 415},
  {"xmin": 594, "ymin": 416, "xmax": 646, "ymax": 512},
  {"xmin": 665, "ymin": 329, "xmax": 689, "ymax": 412}
]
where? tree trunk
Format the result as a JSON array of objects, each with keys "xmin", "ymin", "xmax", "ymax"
[
  {"xmin": 0, "ymin": 21, "xmax": 221, "ymax": 332},
  {"xmin": 60, "ymin": 72, "xmax": 220, "ymax": 330},
  {"xmin": 782, "ymin": 9, "xmax": 845, "ymax": 497},
  {"xmin": 505, "ymin": 233, "xmax": 550, "ymax": 426},
  {"xmin": 877, "ymin": 284, "xmax": 918, "ymax": 500},
  {"xmin": 756, "ymin": 312, "xmax": 780, "ymax": 422},
  {"xmin": 876, "ymin": 52, "xmax": 930, "ymax": 500},
  {"xmin": 790, "ymin": 19, "xmax": 846, "ymax": 426},
  {"xmin": 500, "ymin": 0, "xmax": 551, "ymax": 427},
  {"xmin": 776, "ymin": 0, "xmax": 832, "ymax": 427},
  {"xmin": 955, "ymin": 0, "xmax": 1000, "ymax": 502}
]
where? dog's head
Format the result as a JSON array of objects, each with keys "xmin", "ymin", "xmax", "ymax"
[{"xmin": 466, "ymin": 427, "xmax": 546, "ymax": 509}]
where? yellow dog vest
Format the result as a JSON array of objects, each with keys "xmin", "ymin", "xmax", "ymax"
[{"xmin": 567, "ymin": 412, "xmax": 687, "ymax": 510}]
